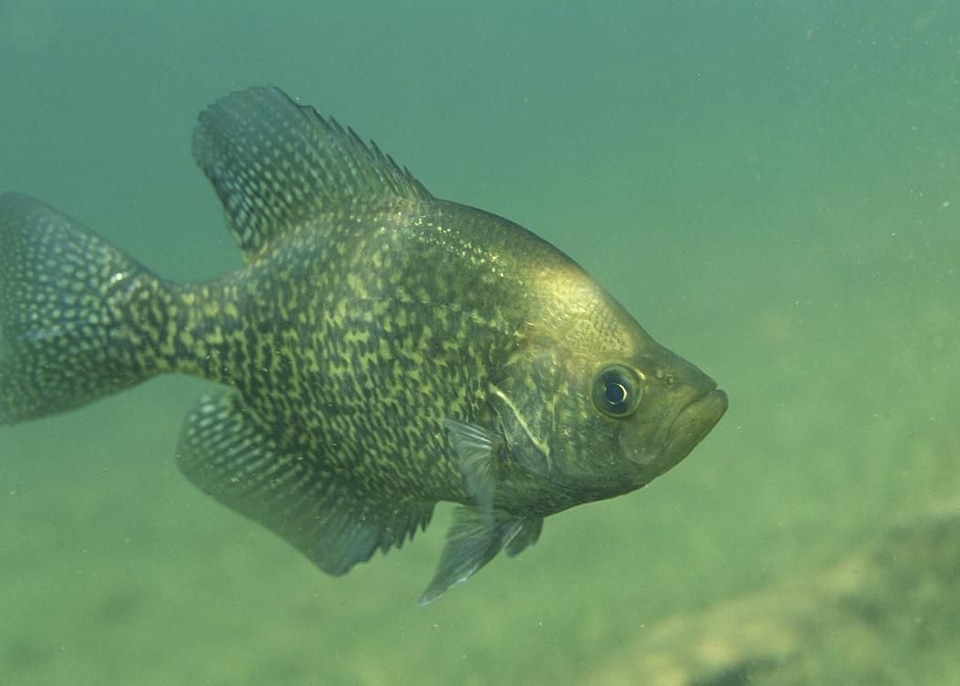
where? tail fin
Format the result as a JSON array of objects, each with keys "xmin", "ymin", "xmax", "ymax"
[{"xmin": 0, "ymin": 193, "xmax": 162, "ymax": 424}]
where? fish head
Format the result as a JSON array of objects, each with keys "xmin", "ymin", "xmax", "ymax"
[
  {"xmin": 598, "ymin": 342, "xmax": 728, "ymax": 488},
  {"xmin": 493, "ymin": 284, "xmax": 727, "ymax": 511}
]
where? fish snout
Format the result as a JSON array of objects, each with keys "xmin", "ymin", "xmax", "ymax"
[{"xmin": 621, "ymin": 367, "xmax": 728, "ymax": 483}]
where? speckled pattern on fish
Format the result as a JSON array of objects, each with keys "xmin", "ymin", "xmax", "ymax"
[{"xmin": 0, "ymin": 86, "xmax": 727, "ymax": 603}]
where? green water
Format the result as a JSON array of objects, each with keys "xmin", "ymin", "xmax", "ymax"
[{"xmin": 1, "ymin": 1, "xmax": 957, "ymax": 684}]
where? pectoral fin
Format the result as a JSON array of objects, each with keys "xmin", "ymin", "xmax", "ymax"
[
  {"xmin": 419, "ymin": 506, "xmax": 543, "ymax": 605},
  {"xmin": 444, "ymin": 418, "xmax": 501, "ymax": 513}
]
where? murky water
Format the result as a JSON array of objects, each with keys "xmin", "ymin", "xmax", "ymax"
[{"xmin": 1, "ymin": 1, "xmax": 957, "ymax": 683}]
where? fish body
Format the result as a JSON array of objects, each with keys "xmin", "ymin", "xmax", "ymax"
[{"xmin": 0, "ymin": 87, "xmax": 727, "ymax": 603}]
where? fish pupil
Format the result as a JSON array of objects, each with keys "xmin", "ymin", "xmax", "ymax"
[{"xmin": 605, "ymin": 382, "xmax": 628, "ymax": 406}]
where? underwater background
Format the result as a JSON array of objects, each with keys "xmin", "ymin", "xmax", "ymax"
[{"xmin": 1, "ymin": 1, "xmax": 958, "ymax": 684}]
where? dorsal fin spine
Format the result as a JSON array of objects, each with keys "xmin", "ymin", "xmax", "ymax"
[{"xmin": 192, "ymin": 86, "xmax": 433, "ymax": 261}]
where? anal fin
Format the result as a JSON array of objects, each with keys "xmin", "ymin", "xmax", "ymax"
[{"xmin": 176, "ymin": 390, "xmax": 433, "ymax": 576}]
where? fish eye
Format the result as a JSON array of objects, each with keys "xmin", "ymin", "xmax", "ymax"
[{"xmin": 592, "ymin": 364, "xmax": 642, "ymax": 418}]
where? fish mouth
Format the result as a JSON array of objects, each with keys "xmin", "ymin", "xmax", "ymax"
[
  {"xmin": 661, "ymin": 387, "xmax": 728, "ymax": 471},
  {"xmin": 621, "ymin": 383, "xmax": 727, "ymax": 484}
]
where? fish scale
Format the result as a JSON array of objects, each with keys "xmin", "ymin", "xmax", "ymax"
[{"xmin": 0, "ymin": 85, "xmax": 727, "ymax": 604}]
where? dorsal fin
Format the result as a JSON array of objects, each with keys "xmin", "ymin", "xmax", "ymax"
[{"xmin": 192, "ymin": 86, "xmax": 433, "ymax": 260}]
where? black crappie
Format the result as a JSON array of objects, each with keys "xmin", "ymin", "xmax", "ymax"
[{"xmin": 0, "ymin": 86, "xmax": 727, "ymax": 603}]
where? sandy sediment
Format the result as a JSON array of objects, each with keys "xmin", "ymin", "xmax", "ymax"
[{"xmin": 585, "ymin": 501, "xmax": 960, "ymax": 685}]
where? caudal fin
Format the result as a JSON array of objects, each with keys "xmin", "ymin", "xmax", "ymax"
[{"xmin": 0, "ymin": 193, "xmax": 163, "ymax": 424}]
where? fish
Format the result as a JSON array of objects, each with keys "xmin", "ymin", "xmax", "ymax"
[{"xmin": 0, "ymin": 86, "xmax": 727, "ymax": 604}]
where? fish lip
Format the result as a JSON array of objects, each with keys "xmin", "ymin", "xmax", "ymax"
[
  {"xmin": 662, "ymin": 387, "xmax": 728, "ymax": 467},
  {"xmin": 628, "ymin": 385, "xmax": 728, "ymax": 482}
]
